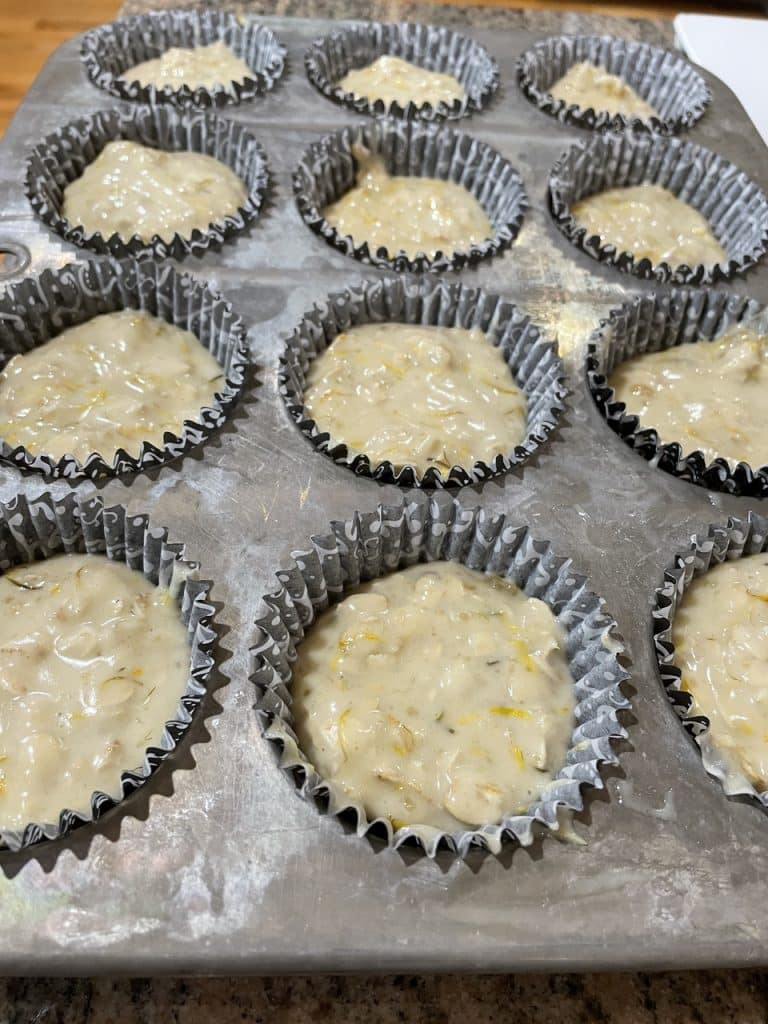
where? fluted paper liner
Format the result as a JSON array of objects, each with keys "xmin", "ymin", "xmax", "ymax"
[
  {"xmin": 549, "ymin": 132, "xmax": 768, "ymax": 284},
  {"xmin": 587, "ymin": 288, "xmax": 768, "ymax": 497},
  {"xmin": 280, "ymin": 276, "xmax": 567, "ymax": 488},
  {"xmin": 294, "ymin": 119, "xmax": 527, "ymax": 273},
  {"xmin": 250, "ymin": 495, "xmax": 629, "ymax": 859},
  {"xmin": 0, "ymin": 491, "xmax": 216, "ymax": 852},
  {"xmin": 653, "ymin": 512, "xmax": 768, "ymax": 811},
  {"xmin": 518, "ymin": 34, "xmax": 709, "ymax": 134},
  {"xmin": 305, "ymin": 21, "xmax": 498, "ymax": 122},
  {"xmin": 81, "ymin": 8, "xmax": 286, "ymax": 109},
  {"xmin": 0, "ymin": 259, "xmax": 249, "ymax": 480},
  {"xmin": 25, "ymin": 106, "xmax": 268, "ymax": 261}
]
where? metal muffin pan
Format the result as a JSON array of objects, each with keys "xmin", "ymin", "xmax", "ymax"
[{"xmin": 0, "ymin": 15, "xmax": 768, "ymax": 975}]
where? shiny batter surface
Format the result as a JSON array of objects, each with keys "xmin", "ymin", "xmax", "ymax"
[
  {"xmin": 338, "ymin": 55, "xmax": 465, "ymax": 107},
  {"xmin": 571, "ymin": 183, "xmax": 725, "ymax": 268},
  {"xmin": 673, "ymin": 554, "xmax": 768, "ymax": 790},
  {"xmin": 62, "ymin": 140, "xmax": 247, "ymax": 243},
  {"xmin": 303, "ymin": 322, "xmax": 527, "ymax": 473},
  {"xmin": 549, "ymin": 61, "xmax": 656, "ymax": 119},
  {"xmin": 0, "ymin": 309, "xmax": 223, "ymax": 463},
  {"xmin": 122, "ymin": 40, "xmax": 252, "ymax": 90},
  {"xmin": 323, "ymin": 149, "xmax": 492, "ymax": 259},
  {"xmin": 0, "ymin": 554, "xmax": 190, "ymax": 829},
  {"xmin": 292, "ymin": 561, "xmax": 575, "ymax": 831},
  {"xmin": 610, "ymin": 323, "xmax": 768, "ymax": 466}
]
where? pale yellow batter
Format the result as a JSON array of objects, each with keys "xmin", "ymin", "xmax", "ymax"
[
  {"xmin": 303, "ymin": 322, "xmax": 527, "ymax": 474},
  {"xmin": 323, "ymin": 148, "xmax": 492, "ymax": 259},
  {"xmin": 549, "ymin": 61, "xmax": 657, "ymax": 119},
  {"xmin": 610, "ymin": 322, "xmax": 768, "ymax": 467},
  {"xmin": 293, "ymin": 561, "xmax": 575, "ymax": 831},
  {"xmin": 122, "ymin": 40, "xmax": 253, "ymax": 90},
  {"xmin": 338, "ymin": 55, "xmax": 465, "ymax": 107},
  {"xmin": 571, "ymin": 183, "xmax": 725, "ymax": 268},
  {"xmin": 0, "ymin": 553, "xmax": 190, "ymax": 829},
  {"xmin": 673, "ymin": 554, "xmax": 768, "ymax": 791},
  {"xmin": 62, "ymin": 140, "xmax": 247, "ymax": 243},
  {"xmin": 0, "ymin": 309, "xmax": 223, "ymax": 463}
]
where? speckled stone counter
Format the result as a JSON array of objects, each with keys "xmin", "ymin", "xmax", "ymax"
[
  {"xmin": 2, "ymin": 0, "xmax": 766, "ymax": 1019},
  {"xmin": 2, "ymin": 970, "xmax": 768, "ymax": 1021},
  {"xmin": 120, "ymin": 0, "xmax": 674, "ymax": 44}
]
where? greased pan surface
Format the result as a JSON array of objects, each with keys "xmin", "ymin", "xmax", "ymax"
[{"xmin": 0, "ymin": 16, "xmax": 768, "ymax": 974}]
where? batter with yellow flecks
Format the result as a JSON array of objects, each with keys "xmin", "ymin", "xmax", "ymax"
[
  {"xmin": 292, "ymin": 561, "xmax": 575, "ymax": 831},
  {"xmin": 673, "ymin": 554, "xmax": 768, "ymax": 790},
  {"xmin": 610, "ymin": 322, "xmax": 768, "ymax": 467},
  {"xmin": 338, "ymin": 55, "xmax": 465, "ymax": 108},
  {"xmin": 0, "ymin": 554, "xmax": 189, "ymax": 830},
  {"xmin": 323, "ymin": 147, "xmax": 492, "ymax": 260},
  {"xmin": 571, "ymin": 183, "xmax": 725, "ymax": 268},
  {"xmin": 302, "ymin": 322, "xmax": 527, "ymax": 475},
  {"xmin": 0, "ymin": 309, "xmax": 223, "ymax": 464},
  {"xmin": 62, "ymin": 140, "xmax": 247, "ymax": 243},
  {"xmin": 123, "ymin": 40, "xmax": 252, "ymax": 90},
  {"xmin": 550, "ymin": 61, "xmax": 656, "ymax": 119}
]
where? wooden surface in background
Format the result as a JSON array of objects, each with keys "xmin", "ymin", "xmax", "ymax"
[
  {"xmin": 0, "ymin": 0, "xmax": 121, "ymax": 135},
  {"xmin": 0, "ymin": 0, "xmax": 764, "ymax": 135}
]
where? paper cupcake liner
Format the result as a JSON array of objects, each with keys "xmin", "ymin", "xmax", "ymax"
[
  {"xmin": 250, "ymin": 495, "xmax": 630, "ymax": 859},
  {"xmin": 549, "ymin": 132, "xmax": 768, "ymax": 284},
  {"xmin": 279, "ymin": 276, "xmax": 567, "ymax": 488},
  {"xmin": 81, "ymin": 8, "xmax": 286, "ymax": 109},
  {"xmin": 304, "ymin": 21, "xmax": 498, "ymax": 122},
  {"xmin": 293, "ymin": 119, "xmax": 527, "ymax": 273},
  {"xmin": 0, "ymin": 259, "xmax": 249, "ymax": 480},
  {"xmin": 653, "ymin": 512, "xmax": 768, "ymax": 811},
  {"xmin": 518, "ymin": 34, "xmax": 710, "ymax": 134},
  {"xmin": 25, "ymin": 106, "xmax": 268, "ymax": 261},
  {"xmin": 586, "ymin": 288, "xmax": 768, "ymax": 497},
  {"xmin": 0, "ymin": 490, "xmax": 216, "ymax": 852}
]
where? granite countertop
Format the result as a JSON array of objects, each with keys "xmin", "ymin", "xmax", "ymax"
[
  {"xmin": 120, "ymin": 0, "xmax": 674, "ymax": 44},
  {"xmin": 2, "ymin": 0, "xmax": 766, "ymax": 1019},
  {"xmin": 3, "ymin": 968, "xmax": 768, "ymax": 1020}
]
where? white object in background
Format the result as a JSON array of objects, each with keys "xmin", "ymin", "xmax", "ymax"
[
  {"xmin": 674, "ymin": 14, "xmax": 768, "ymax": 147},
  {"xmin": 675, "ymin": 14, "xmax": 768, "ymax": 148}
]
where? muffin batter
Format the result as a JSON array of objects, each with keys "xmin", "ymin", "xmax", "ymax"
[
  {"xmin": 610, "ymin": 322, "xmax": 768, "ymax": 466},
  {"xmin": 122, "ymin": 40, "xmax": 253, "ymax": 90},
  {"xmin": 62, "ymin": 140, "xmax": 247, "ymax": 242},
  {"xmin": 303, "ymin": 322, "xmax": 527, "ymax": 473},
  {"xmin": 292, "ymin": 561, "xmax": 575, "ymax": 831},
  {"xmin": 549, "ymin": 61, "xmax": 656, "ymax": 119},
  {"xmin": 0, "ymin": 308, "xmax": 224, "ymax": 463},
  {"xmin": 571, "ymin": 183, "xmax": 725, "ymax": 268},
  {"xmin": 323, "ymin": 148, "xmax": 492, "ymax": 259},
  {"xmin": 338, "ymin": 55, "xmax": 465, "ymax": 107},
  {"xmin": 0, "ymin": 553, "xmax": 190, "ymax": 829},
  {"xmin": 673, "ymin": 554, "xmax": 768, "ymax": 790}
]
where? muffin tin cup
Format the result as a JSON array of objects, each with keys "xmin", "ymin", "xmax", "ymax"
[
  {"xmin": 304, "ymin": 21, "xmax": 498, "ymax": 122},
  {"xmin": 549, "ymin": 132, "xmax": 768, "ymax": 284},
  {"xmin": 25, "ymin": 105, "xmax": 269, "ymax": 261},
  {"xmin": 587, "ymin": 288, "xmax": 768, "ymax": 497},
  {"xmin": 517, "ymin": 34, "xmax": 710, "ymax": 135},
  {"xmin": 653, "ymin": 511, "xmax": 768, "ymax": 810},
  {"xmin": 279, "ymin": 275, "xmax": 567, "ymax": 488},
  {"xmin": 81, "ymin": 8, "xmax": 286, "ymax": 109},
  {"xmin": 250, "ymin": 494, "xmax": 629, "ymax": 859},
  {"xmin": 0, "ymin": 490, "xmax": 216, "ymax": 852},
  {"xmin": 0, "ymin": 259, "xmax": 249, "ymax": 481},
  {"xmin": 293, "ymin": 119, "xmax": 528, "ymax": 273}
]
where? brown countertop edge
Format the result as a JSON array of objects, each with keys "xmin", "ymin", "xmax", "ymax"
[{"xmin": 3, "ymin": 969, "xmax": 768, "ymax": 1021}]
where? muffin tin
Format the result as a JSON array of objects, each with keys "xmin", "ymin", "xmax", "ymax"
[{"xmin": 1, "ymin": 12, "xmax": 768, "ymax": 973}]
